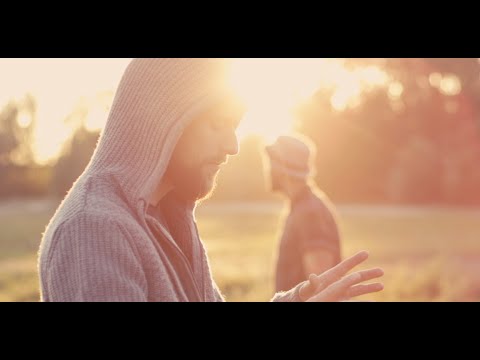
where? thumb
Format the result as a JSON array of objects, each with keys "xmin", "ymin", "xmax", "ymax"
[{"xmin": 299, "ymin": 274, "xmax": 318, "ymax": 300}]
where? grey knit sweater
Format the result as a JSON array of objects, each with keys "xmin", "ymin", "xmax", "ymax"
[{"xmin": 38, "ymin": 58, "xmax": 301, "ymax": 302}]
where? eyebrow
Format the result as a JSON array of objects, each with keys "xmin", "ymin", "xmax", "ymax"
[{"xmin": 218, "ymin": 106, "xmax": 245, "ymax": 126}]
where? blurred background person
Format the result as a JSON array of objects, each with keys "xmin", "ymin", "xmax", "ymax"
[
  {"xmin": 2, "ymin": 58, "xmax": 479, "ymax": 302},
  {"xmin": 264, "ymin": 135, "xmax": 342, "ymax": 293}
]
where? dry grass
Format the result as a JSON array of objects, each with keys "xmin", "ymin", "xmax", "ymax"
[{"xmin": 1, "ymin": 199, "xmax": 480, "ymax": 302}]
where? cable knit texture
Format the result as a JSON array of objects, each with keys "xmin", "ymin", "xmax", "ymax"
[{"xmin": 38, "ymin": 58, "xmax": 301, "ymax": 302}]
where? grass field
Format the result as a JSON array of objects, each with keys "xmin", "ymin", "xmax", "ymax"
[{"xmin": 1, "ymin": 199, "xmax": 480, "ymax": 302}]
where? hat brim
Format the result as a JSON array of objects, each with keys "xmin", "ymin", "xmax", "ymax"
[{"xmin": 267, "ymin": 155, "xmax": 310, "ymax": 179}]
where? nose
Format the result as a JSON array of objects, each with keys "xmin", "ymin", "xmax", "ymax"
[{"xmin": 222, "ymin": 128, "xmax": 239, "ymax": 156}]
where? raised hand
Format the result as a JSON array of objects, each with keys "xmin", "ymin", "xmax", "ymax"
[{"xmin": 298, "ymin": 251, "xmax": 384, "ymax": 302}]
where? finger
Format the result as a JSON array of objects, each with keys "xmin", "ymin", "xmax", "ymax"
[
  {"xmin": 313, "ymin": 251, "xmax": 370, "ymax": 291},
  {"xmin": 330, "ymin": 268, "xmax": 384, "ymax": 294},
  {"xmin": 298, "ymin": 274, "xmax": 322, "ymax": 300},
  {"xmin": 346, "ymin": 283, "xmax": 384, "ymax": 299},
  {"xmin": 306, "ymin": 273, "xmax": 319, "ymax": 291},
  {"xmin": 307, "ymin": 267, "xmax": 383, "ymax": 302},
  {"xmin": 354, "ymin": 268, "xmax": 384, "ymax": 284},
  {"xmin": 307, "ymin": 272, "xmax": 362, "ymax": 302},
  {"xmin": 325, "ymin": 268, "xmax": 383, "ymax": 298}
]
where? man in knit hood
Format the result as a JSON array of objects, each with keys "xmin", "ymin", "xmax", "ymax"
[{"xmin": 38, "ymin": 58, "xmax": 383, "ymax": 302}]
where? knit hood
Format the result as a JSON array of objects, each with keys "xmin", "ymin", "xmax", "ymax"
[
  {"xmin": 38, "ymin": 58, "xmax": 305, "ymax": 302},
  {"xmin": 87, "ymin": 58, "xmax": 234, "ymax": 216}
]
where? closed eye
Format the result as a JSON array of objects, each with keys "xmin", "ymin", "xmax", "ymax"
[{"xmin": 211, "ymin": 117, "xmax": 241, "ymax": 131}]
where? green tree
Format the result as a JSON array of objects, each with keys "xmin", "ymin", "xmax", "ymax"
[
  {"xmin": 0, "ymin": 94, "xmax": 36, "ymax": 166},
  {"xmin": 296, "ymin": 58, "xmax": 480, "ymax": 205},
  {"xmin": 51, "ymin": 126, "xmax": 99, "ymax": 198}
]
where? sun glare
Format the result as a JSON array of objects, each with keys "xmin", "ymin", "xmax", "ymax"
[
  {"xmin": 0, "ymin": 58, "xmax": 130, "ymax": 164},
  {"xmin": 230, "ymin": 59, "xmax": 389, "ymax": 140},
  {"xmin": 17, "ymin": 112, "xmax": 33, "ymax": 129},
  {"xmin": 1, "ymin": 58, "xmax": 390, "ymax": 164}
]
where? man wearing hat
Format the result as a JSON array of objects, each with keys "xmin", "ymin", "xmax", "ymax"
[
  {"xmin": 39, "ymin": 59, "xmax": 381, "ymax": 302},
  {"xmin": 265, "ymin": 135, "xmax": 342, "ymax": 293}
]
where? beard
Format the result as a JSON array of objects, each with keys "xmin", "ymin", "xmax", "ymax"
[{"xmin": 166, "ymin": 161, "xmax": 220, "ymax": 203}]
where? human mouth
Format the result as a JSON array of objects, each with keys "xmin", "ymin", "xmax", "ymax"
[
  {"xmin": 206, "ymin": 159, "xmax": 226, "ymax": 168},
  {"xmin": 204, "ymin": 162, "xmax": 221, "ymax": 173}
]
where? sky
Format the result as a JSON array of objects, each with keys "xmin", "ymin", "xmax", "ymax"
[
  {"xmin": 0, "ymin": 58, "xmax": 390, "ymax": 164},
  {"xmin": 0, "ymin": 58, "xmax": 131, "ymax": 163}
]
